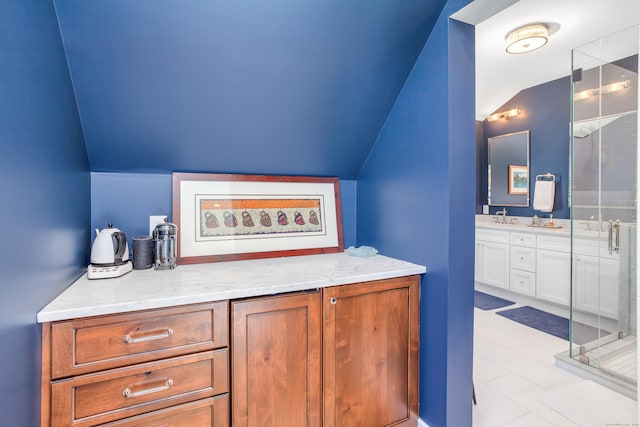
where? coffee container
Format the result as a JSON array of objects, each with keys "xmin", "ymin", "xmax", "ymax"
[
  {"xmin": 132, "ymin": 235, "xmax": 154, "ymax": 269},
  {"xmin": 152, "ymin": 218, "xmax": 178, "ymax": 270}
]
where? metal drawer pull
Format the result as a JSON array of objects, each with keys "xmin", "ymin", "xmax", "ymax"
[
  {"xmin": 123, "ymin": 378, "xmax": 173, "ymax": 398},
  {"xmin": 124, "ymin": 328, "xmax": 173, "ymax": 344}
]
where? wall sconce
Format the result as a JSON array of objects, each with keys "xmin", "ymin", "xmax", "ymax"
[
  {"xmin": 506, "ymin": 24, "xmax": 549, "ymax": 54},
  {"xmin": 487, "ymin": 108, "xmax": 522, "ymax": 122},
  {"xmin": 574, "ymin": 79, "xmax": 631, "ymax": 101}
]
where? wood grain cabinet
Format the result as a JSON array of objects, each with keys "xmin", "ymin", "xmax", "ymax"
[
  {"xmin": 42, "ymin": 275, "xmax": 420, "ymax": 427},
  {"xmin": 41, "ymin": 302, "xmax": 230, "ymax": 427},
  {"xmin": 231, "ymin": 276, "xmax": 420, "ymax": 427},
  {"xmin": 324, "ymin": 276, "xmax": 420, "ymax": 427},
  {"xmin": 231, "ymin": 291, "xmax": 322, "ymax": 427}
]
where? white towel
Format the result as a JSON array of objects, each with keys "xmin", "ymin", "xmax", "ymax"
[{"xmin": 533, "ymin": 180, "xmax": 555, "ymax": 212}]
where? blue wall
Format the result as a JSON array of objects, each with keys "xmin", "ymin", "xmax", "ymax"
[
  {"xmin": 53, "ymin": 0, "xmax": 447, "ymax": 179},
  {"xmin": 91, "ymin": 173, "xmax": 357, "ymax": 249},
  {"xmin": 481, "ymin": 76, "xmax": 571, "ymax": 219},
  {"xmin": 356, "ymin": 1, "xmax": 475, "ymax": 425},
  {"xmin": 0, "ymin": 0, "xmax": 90, "ymax": 424}
]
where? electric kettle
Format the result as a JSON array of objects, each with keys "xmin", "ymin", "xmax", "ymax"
[
  {"xmin": 91, "ymin": 222, "xmax": 130, "ymax": 265},
  {"xmin": 87, "ymin": 222, "xmax": 133, "ymax": 280}
]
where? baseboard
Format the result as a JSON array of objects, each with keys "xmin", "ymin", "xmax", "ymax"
[{"xmin": 418, "ymin": 418, "xmax": 429, "ymax": 427}]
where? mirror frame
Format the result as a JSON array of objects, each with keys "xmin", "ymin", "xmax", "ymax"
[{"xmin": 488, "ymin": 130, "xmax": 530, "ymax": 207}]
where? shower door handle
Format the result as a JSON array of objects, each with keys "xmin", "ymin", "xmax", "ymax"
[
  {"xmin": 607, "ymin": 220, "xmax": 613, "ymax": 255},
  {"xmin": 614, "ymin": 219, "xmax": 621, "ymax": 254}
]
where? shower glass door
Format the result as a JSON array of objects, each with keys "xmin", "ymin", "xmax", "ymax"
[{"xmin": 570, "ymin": 25, "xmax": 638, "ymax": 388}]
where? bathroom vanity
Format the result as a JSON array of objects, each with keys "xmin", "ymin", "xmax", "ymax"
[
  {"xmin": 475, "ymin": 217, "xmax": 623, "ymax": 320},
  {"xmin": 38, "ymin": 253, "xmax": 424, "ymax": 427}
]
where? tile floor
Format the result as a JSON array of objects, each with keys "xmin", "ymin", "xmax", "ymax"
[{"xmin": 473, "ymin": 303, "xmax": 639, "ymax": 427}]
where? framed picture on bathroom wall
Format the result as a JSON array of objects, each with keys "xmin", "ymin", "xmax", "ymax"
[
  {"xmin": 172, "ymin": 173, "xmax": 344, "ymax": 264},
  {"xmin": 508, "ymin": 165, "xmax": 529, "ymax": 195}
]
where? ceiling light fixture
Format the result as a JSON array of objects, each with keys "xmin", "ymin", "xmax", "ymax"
[
  {"xmin": 506, "ymin": 24, "xmax": 549, "ymax": 54},
  {"xmin": 487, "ymin": 108, "xmax": 522, "ymax": 122}
]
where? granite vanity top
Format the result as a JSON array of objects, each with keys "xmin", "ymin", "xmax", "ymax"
[{"xmin": 37, "ymin": 252, "xmax": 425, "ymax": 323}]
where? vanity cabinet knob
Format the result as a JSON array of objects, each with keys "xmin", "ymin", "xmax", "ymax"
[{"xmin": 329, "ymin": 297, "xmax": 337, "ymax": 305}]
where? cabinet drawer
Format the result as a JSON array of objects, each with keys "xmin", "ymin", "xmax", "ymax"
[
  {"xmin": 51, "ymin": 302, "xmax": 228, "ymax": 378},
  {"xmin": 510, "ymin": 232, "xmax": 536, "ymax": 248},
  {"xmin": 510, "ymin": 246, "xmax": 536, "ymax": 272},
  {"xmin": 476, "ymin": 228, "xmax": 509, "ymax": 244},
  {"xmin": 536, "ymin": 234, "xmax": 570, "ymax": 252},
  {"xmin": 51, "ymin": 350, "xmax": 228, "ymax": 427},
  {"xmin": 101, "ymin": 395, "xmax": 229, "ymax": 427},
  {"xmin": 509, "ymin": 269, "xmax": 536, "ymax": 296}
]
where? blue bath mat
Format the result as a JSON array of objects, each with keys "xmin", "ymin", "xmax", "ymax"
[
  {"xmin": 474, "ymin": 291, "xmax": 515, "ymax": 310},
  {"xmin": 496, "ymin": 306, "xmax": 609, "ymax": 345}
]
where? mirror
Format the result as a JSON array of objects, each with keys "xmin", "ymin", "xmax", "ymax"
[{"xmin": 488, "ymin": 130, "xmax": 530, "ymax": 206}]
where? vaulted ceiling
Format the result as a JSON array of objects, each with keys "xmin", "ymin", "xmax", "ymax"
[{"xmin": 53, "ymin": 0, "xmax": 448, "ymax": 179}]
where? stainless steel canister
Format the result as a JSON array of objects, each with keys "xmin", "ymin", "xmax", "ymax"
[{"xmin": 152, "ymin": 218, "xmax": 178, "ymax": 270}]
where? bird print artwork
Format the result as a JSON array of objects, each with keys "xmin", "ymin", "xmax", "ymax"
[
  {"xmin": 309, "ymin": 211, "xmax": 319, "ymax": 225},
  {"xmin": 277, "ymin": 210, "xmax": 288, "ymax": 226},
  {"xmin": 205, "ymin": 212, "xmax": 220, "ymax": 228},
  {"xmin": 242, "ymin": 211, "xmax": 254, "ymax": 227},
  {"xmin": 260, "ymin": 211, "xmax": 272, "ymax": 227},
  {"xmin": 224, "ymin": 211, "xmax": 238, "ymax": 227}
]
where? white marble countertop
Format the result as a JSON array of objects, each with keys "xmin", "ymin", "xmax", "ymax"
[{"xmin": 37, "ymin": 252, "xmax": 426, "ymax": 323}]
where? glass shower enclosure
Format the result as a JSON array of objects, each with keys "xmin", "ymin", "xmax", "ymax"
[{"xmin": 570, "ymin": 25, "xmax": 638, "ymax": 397}]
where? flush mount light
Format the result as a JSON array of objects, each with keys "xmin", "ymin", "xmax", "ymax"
[{"xmin": 506, "ymin": 24, "xmax": 549, "ymax": 54}]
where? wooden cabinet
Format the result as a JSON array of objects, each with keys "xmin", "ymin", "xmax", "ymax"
[
  {"xmin": 100, "ymin": 396, "xmax": 229, "ymax": 426},
  {"xmin": 231, "ymin": 291, "xmax": 322, "ymax": 427},
  {"xmin": 324, "ymin": 276, "xmax": 419, "ymax": 427},
  {"xmin": 231, "ymin": 276, "xmax": 419, "ymax": 427},
  {"xmin": 43, "ymin": 275, "xmax": 420, "ymax": 427},
  {"xmin": 41, "ymin": 302, "xmax": 230, "ymax": 427}
]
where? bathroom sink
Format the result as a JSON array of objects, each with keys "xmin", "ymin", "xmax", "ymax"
[{"xmin": 526, "ymin": 224, "xmax": 562, "ymax": 229}]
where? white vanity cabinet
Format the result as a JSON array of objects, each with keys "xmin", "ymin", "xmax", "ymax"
[
  {"xmin": 509, "ymin": 232, "xmax": 536, "ymax": 296},
  {"xmin": 475, "ymin": 222, "xmax": 621, "ymax": 320},
  {"xmin": 475, "ymin": 229, "xmax": 509, "ymax": 290},
  {"xmin": 573, "ymin": 236, "xmax": 620, "ymax": 319},
  {"xmin": 536, "ymin": 234, "xmax": 571, "ymax": 306}
]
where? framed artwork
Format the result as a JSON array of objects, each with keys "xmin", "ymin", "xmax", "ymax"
[
  {"xmin": 172, "ymin": 173, "xmax": 344, "ymax": 264},
  {"xmin": 508, "ymin": 165, "xmax": 528, "ymax": 195}
]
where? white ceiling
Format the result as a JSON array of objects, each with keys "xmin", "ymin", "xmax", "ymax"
[{"xmin": 463, "ymin": 0, "xmax": 640, "ymax": 121}]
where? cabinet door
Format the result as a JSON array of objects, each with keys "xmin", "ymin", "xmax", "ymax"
[
  {"xmin": 536, "ymin": 249, "xmax": 571, "ymax": 306},
  {"xmin": 324, "ymin": 276, "xmax": 419, "ymax": 427},
  {"xmin": 477, "ymin": 242, "xmax": 509, "ymax": 289},
  {"xmin": 231, "ymin": 291, "xmax": 321, "ymax": 427},
  {"xmin": 574, "ymin": 255, "xmax": 619, "ymax": 319}
]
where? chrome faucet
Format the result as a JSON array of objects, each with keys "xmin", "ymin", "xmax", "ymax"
[{"xmin": 496, "ymin": 208, "xmax": 507, "ymax": 224}]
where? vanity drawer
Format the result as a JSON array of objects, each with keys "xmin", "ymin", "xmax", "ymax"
[
  {"xmin": 510, "ymin": 269, "xmax": 536, "ymax": 296},
  {"xmin": 536, "ymin": 234, "xmax": 570, "ymax": 252},
  {"xmin": 51, "ymin": 350, "xmax": 228, "ymax": 427},
  {"xmin": 50, "ymin": 302, "xmax": 228, "ymax": 378},
  {"xmin": 510, "ymin": 232, "xmax": 536, "ymax": 248},
  {"xmin": 476, "ymin": 228, "xmax": 509, "ymax": 244},
  {"xmin": 510, "ymin": 246, "xmax": 536, "ymax": 272},
  {"xmin": 101, "ymin": 395, "xmax": 229, "ymax": 426}
]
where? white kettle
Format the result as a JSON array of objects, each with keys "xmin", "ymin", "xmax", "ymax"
[{"xmin": 90, "ymin": 222, "xmax": 130, "ymax": 265}]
